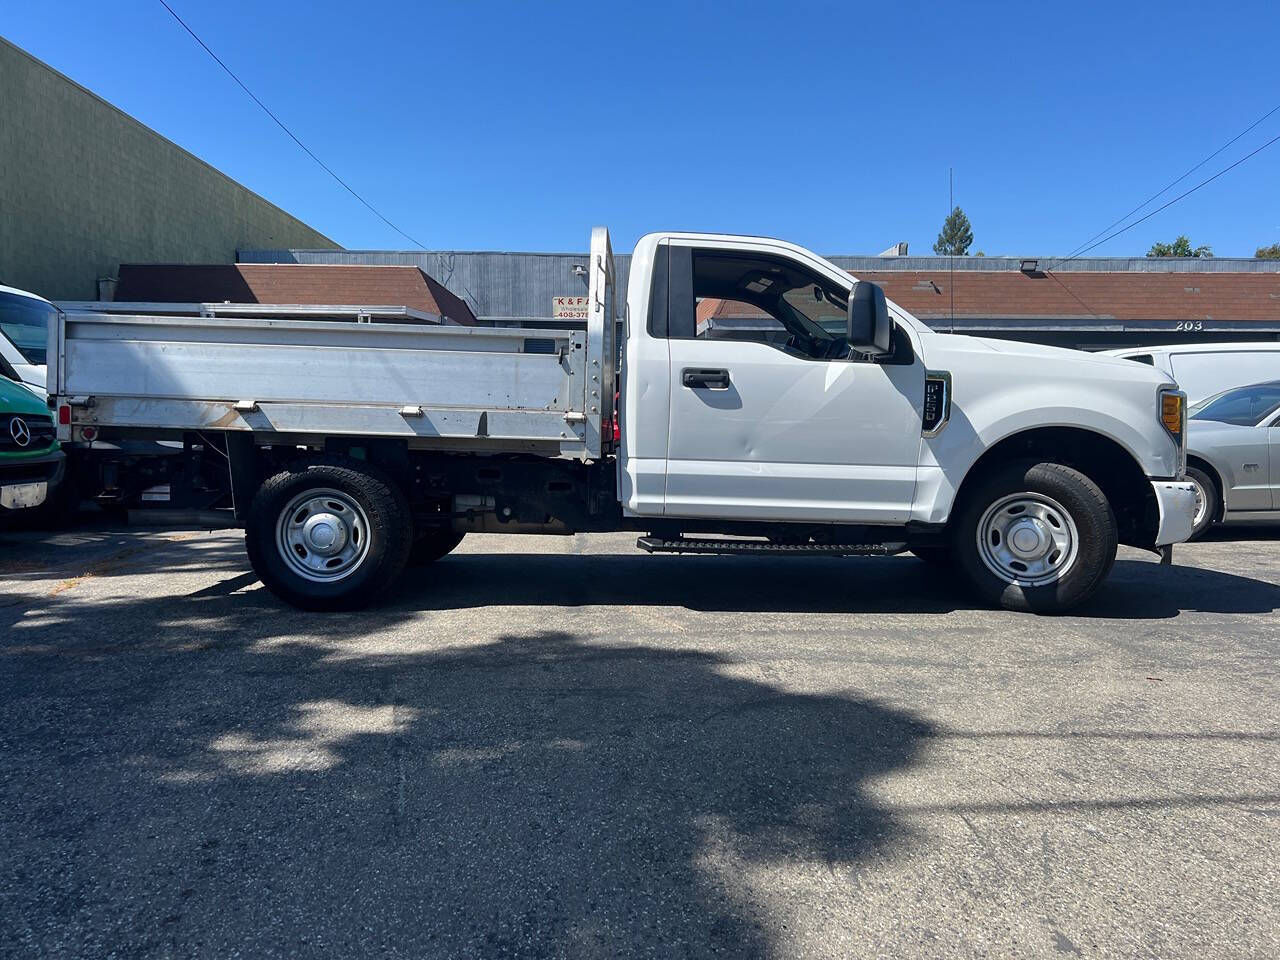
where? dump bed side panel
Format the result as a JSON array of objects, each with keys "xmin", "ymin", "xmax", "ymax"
[
  {"xmin": 55, "ymin": 314, "xmax": 591, "ymax": 454},
  {"xmin": 61, "ymin": 318, "xmax": 577, "ymax": 409},
  {"xmin": 53, "ymin": 227, "xmax": 620, "ymax": 460}
]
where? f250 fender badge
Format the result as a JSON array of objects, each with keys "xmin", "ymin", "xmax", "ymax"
[{"xmin": 923, "ymin": 371, "xmax": 952, "ymax": 436}]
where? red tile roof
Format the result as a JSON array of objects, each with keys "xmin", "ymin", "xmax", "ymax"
[
  {"xmin": 114, "ymin": 263, "xmax": 478, "ymax": 325},
  {"xmin": 698, "ymin": 271, "xmax": 1280, "ymax": 324}
]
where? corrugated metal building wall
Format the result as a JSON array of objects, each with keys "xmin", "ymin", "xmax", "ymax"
[{"xmin": 238, "ymin": 249, "xmax": 620, "ymax": 324}]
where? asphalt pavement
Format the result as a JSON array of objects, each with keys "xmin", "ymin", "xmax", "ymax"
[{"xmin": 0, "ymin": 525, "xmax": 1277, "ymax": 958}]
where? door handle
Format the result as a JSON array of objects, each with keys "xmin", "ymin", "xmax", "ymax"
[{"xmin": 682, "ymin": 368, "xmax": 730, "ymax": 390}]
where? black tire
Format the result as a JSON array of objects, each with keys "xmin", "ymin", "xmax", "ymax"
[
  {"xmin": 245, "ymin": 456, "xmax": 413, "ymax": 611},
  {"xmin": 1184, "ymin": 464, "xmax": 1219, "ymax": 541},
  {"xmin": 407, "ymin": 529, "xmax": 465, "ymax": 567},
  {"xmin": 951, "ymin": 461, "xmax": 1117, "ymax": 614},
  {"xmin": 911, "ymin": 545, "xmax": 953, "ymax": 569}
]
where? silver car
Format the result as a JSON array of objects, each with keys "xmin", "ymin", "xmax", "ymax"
[{"xmin": 1184, "ymin": 379, "xmax": 1280, "ymax": 538}]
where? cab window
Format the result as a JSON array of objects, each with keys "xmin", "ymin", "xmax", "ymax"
[
  {"xmin": 687, "ymin": 252, "xmax": 855, "ymax": 361},
  {"xmin": 651, "ymin": 245, "xmax": 911, "ymax": 363}
]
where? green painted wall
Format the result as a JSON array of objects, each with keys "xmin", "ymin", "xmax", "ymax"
[{"xmin": 0, "ymin": 37, "xmax": 338, "ymax": 300}]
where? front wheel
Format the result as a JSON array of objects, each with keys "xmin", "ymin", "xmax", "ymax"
[
  {"xmin": 245, "ymin": 457, "xmax": 413, "ymax": 610},
  {"xmin": 952, "ymin": 461, "xmax": 1117, "ymax": 614}
]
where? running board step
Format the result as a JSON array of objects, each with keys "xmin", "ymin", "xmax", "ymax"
[{"xmin": 636, "ymin": 536, "xmax": 907, "ymax": 557}]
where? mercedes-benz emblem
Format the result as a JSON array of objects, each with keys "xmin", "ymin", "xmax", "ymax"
[{"xmin": 9, "ymin": 417, "xmax": 31, "ymax": 448}]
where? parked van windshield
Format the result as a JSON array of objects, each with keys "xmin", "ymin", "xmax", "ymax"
[{"xmin": 0, "ymin": 292, "xmax": 55, "ymax": 366}]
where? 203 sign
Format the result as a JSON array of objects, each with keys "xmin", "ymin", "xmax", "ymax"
[{"xmin": 1174, "ymin": 320, "xmax": 1205, "ymax": 333}]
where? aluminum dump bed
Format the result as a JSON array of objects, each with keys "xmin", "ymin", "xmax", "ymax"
[{"xmin": 51, "ymin": 229, "xmax": 617, "ymax": 461}]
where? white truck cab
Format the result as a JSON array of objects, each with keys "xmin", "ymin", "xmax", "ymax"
[
  {"xmin": 49, "ymin": 228, "xmax": 1197, "ymax": 614},
  {"xmin": 0, "ymin": 284, "xmax": 54, "ymax": 391}
]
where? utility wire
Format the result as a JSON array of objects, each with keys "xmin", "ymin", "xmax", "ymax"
[
  {"xmin": 1052, "ymin": 102, "xmax": 1280, "ymax": 266},
  {"xmin": 1044, "ymin": 270, "xmax": 1101, "ymax": 321},
  {"xmin": 1038, "ymin": 105, "xmax": 1280, "ymax": 321},
  {"xmin": 157, "ymin": 0, "xmax": 428, "ymax": 250},
  {"xmin": 1046, "ymin": 129, "xmax": 1280, "ymax": 268}
]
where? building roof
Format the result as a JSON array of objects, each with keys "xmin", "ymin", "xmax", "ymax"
[
  {"xmin": 113, "ymin": 263, "xmax": 478, "ymax": 325},
  {"xmin": 237, "ymin": 246, "xmax": 1280, "ymax": 331},
  {"xmin": 697, "ymin": 270, "xmax": 1280, "ymax": 331}
]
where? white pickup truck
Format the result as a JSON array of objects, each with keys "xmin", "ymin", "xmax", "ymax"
[{"xmin": 50, "ymin": 228, "xmax": 1196, "ymax": 613}]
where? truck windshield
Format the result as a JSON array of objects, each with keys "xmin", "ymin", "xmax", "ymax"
[{"xmin": 0, "ymin": 292, "xmax": 54, "ymax": 365}]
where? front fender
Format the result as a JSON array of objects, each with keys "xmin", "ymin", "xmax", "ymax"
[{"xmin": 910, "ymin": 383, "xmax": 1177, "ymax": 525}]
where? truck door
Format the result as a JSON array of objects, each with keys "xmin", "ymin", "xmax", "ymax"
[{"xmin": 659, "ymin": 243, "xmax": 926, "ymax": 524}]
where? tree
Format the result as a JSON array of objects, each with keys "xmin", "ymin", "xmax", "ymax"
[
  {"xmin": 933, "ymin": 206, "xmax": 973, "ymax": 256},
  {"xmin": 1256, "ymin": 243, "xmax": 1280, "ymax": 260},
  {"xmin": 1147, "ymin": 235, "xmax": 1212, "ymax": 258}
]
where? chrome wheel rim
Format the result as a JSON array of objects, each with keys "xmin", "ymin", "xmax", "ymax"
[
  {"xmin": 976, "ymin": 493, "xmax": 1079, "ymax": 587},
  {"xmin": 1189, "ymin": 478, "xmax": 1209, "ymax": 529},
  {"xmin": 276, "ymin": 488, "xmax": 371, "ymax": 582}
]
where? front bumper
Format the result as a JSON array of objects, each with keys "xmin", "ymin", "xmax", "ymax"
[
  {"xmin": 0, "ymin": 448, "xmax": 65, "ymax": 510},
  {"xmin": 1151, "ymin": 479, "xmax": 1197, "ymax": 546}
]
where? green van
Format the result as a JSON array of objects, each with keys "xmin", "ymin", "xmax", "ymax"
[{"xmin": 0, "ymin": 376, "xmax": 63, "ymax": 514}]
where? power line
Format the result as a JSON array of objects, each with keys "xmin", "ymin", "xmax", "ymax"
[
  {"xmin": 1047, "ymin": 129, "xmax": 1280, "ymax": 267},
  {"xmin": 1046, "ymin": 107, "xmax": 1280, "ymax": 270},
  {"xmin": 156, "ymin": 0, "xmax": 428, "ymax": 249},
  {"xmin": 1044, "ymin": 270, "xmax": 1101, "ymax": 322},
  {"xmin": 1053, "ymin": 102, "xmax": 1280, "ymax": 265}
]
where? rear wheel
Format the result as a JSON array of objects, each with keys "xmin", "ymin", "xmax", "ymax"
[
  {"xmin": 952, "ymin": 461, "xmax": 1117, "ymax": 614},
  {"xmin": 245, "ymin": 457, "xmax": 412, "ymax": 610},
  {"xmin": 407, "ymin": 529, "xmax": 465, "ymax": 567},
  {"xmin": 1184, "ymin": 464, "xmax": 1219, "ymax": 540}
]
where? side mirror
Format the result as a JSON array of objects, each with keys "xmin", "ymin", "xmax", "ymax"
[{"xmin": 847, "ymin": 281, "xmax": 892, "ymax": 356}]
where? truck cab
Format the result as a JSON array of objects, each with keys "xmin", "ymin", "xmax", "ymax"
[{"xmin": 618, "ymin": 233, "xmax": 1195, "ymax": 610}]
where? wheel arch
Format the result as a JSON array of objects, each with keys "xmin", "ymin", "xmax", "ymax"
[{"xmin": 950, "ymin": 426, "xmax": 1156, "ymax": 548}]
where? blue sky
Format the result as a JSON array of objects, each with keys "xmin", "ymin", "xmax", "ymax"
[{"xmin": 6, "ymin": 1, "xmax": 1280, "ymax": 257}]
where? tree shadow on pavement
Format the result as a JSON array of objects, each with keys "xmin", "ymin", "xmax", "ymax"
[
  {"xmin": 0, "ymin": 592, "xmax": 935, "ymax": 957},
  {"xmin": 0, "ymin": 525, "xmax": 248, "ymax": 585}
]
